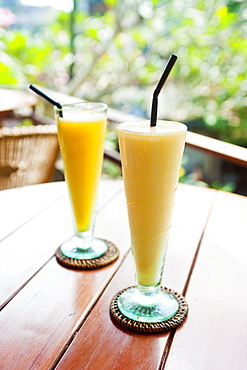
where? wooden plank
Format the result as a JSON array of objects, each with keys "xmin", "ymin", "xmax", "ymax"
[
  {"xmin": 57, "ymin": 253, "xmax": 167, "ymax": 370},
  {"xmin": 54, "ymin": 184, "xmax": 215, "ymax": 370},
  {"xmin": 0, "ymin": 191, "xmax": 72, "ymax": 308},
  {"xmin": 186, "ymin": 131, "xmax": 247, "ymax": 168},
  {"xmin": 165, "ymin": 191, "xmax": 247, "ymax": 370},
  {"xmin": 0, "ymin": 180, "xmax": 123, "ymax": 308},
  {"xmin": 0, "ymin": 88, "xmax": 38, "ymax": 115},
  {"xmin": 0, "ymin": 182, "xmax": 66, "ymax": 241},
  {"xmin": 163, "ymin": 184, "xmax": 215, "ymax": 292},
  {"xmin": 0, "ymin": 180, "xmax": 122, "ymax": 242},
  {"xmin": 0, "ymin": 182, "xmax": 129, "ymax": 370},
  {"xmin": 0, "ymin": 258, "xmax": 122, "ymax": 370}
]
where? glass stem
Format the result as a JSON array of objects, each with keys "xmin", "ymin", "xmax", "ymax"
[
  {"xmin": 74, "ymin": 228, "xmax": 94, "ymax": 251},
  {"xmin": 138, "ymin": 284, "xmax": 160, "ymax": 297}
]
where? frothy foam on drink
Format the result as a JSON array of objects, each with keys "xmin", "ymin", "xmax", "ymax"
[
  {"xmin": 60, "ymin": 112, "xmax": 106, "ymax": 122},
  {"xmin": 118, "ymin": 120, "xmax": 187, "ymax": 134}
]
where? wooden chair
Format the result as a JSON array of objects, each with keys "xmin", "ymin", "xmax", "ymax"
[{"xmin": 0, "ymin": 124, "xmax": 59, "ymax": 190}]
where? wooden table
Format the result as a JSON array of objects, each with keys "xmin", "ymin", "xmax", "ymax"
[
  {"xmin": 0, "ymin": 88, "xmax": 38, "ymax": 125},
  {"xmin": 0, "ymin": 180, "xmax": 246, "ymax": 369}
]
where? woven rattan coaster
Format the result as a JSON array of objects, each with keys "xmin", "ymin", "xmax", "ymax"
[
  {"xmin": 110, "ymin": 286, "xmax": 189, "ymax": 334},
  {"xmin": 55, "ymin": 239, "xmax": 119, "ymax": 270}
]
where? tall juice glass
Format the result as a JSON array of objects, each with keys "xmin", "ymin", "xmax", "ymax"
[
  {"xmin": 117, "ymin": 120, "xmax": 187, "ymax": 322},
  {"xmin": 54, "ymin": 102, "xmax": 108, "ymax": 260}
]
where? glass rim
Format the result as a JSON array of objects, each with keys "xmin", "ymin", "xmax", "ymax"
[
  {"xmin": 117, "ymin": 120, "xmax": 187, "ymax": 133},
  {"xmin": 54, "ymin": 101, "xmax": 108, "ymax": 113}
]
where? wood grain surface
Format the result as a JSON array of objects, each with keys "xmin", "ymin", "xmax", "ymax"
[
  {"xmin": 165, "ymin": 191, "xmax": 247, "ymax": 370},
  {"xmin": 1, "ymin": 181, "xmax": 246, "ymax": 370},
  {"xmin": 55, "ymin": 185, "xmax": 215, "ymax": 370}
]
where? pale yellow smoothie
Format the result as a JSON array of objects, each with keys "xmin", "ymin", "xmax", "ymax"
[
  {"xmin": 56, "ymin": 110, "xmax": 106, "ymax": 233},
  {"xmin": 118, "ymin": 120, "xmax": 187, "ymax": 287}
]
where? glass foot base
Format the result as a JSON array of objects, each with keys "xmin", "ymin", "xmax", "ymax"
[
  {"xmin": 117, "ymin": 286, "xmax": 179, "ymax": 323},
  {"xmin": 60, "ymin": 236, "xmax": 108, "ymax": 260}
]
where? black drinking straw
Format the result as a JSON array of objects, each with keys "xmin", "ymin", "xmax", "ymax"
[
  {"xmin": 150, "ymin": 54, "xmax": 178, "ymax": 127},
  {"xmin": 29, "ymin": 84, "xmax": 63, "ymax": 117}
]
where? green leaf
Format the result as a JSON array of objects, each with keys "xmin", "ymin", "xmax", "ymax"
[
  {"xmin": 0, "ymin": 63, "xmax": 18, "ymax": 84},
  {"xmin": 103, "ymin": 0, "xmax": 117, "ymax": 8}
]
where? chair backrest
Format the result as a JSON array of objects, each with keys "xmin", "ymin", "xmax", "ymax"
[{"xmin": 0, "ymin": 124, "xmax": 59, "ymax": 190}]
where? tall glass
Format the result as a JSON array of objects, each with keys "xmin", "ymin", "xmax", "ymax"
[
  {"xmin": 54, "ymin": 102, "xmax": 108, "ymax": 260},
  {"xmin": 117, "ymin": 120, "xmax": 187, "ymax": 322}
]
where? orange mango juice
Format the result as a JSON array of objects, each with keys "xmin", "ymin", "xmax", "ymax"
[
  {"xmin": 118, "ymin": 120, "xmax": 187, "ymax": 287},
  {"xmin": 56, "ymin": 114, "xmax": 106, "ymax": 232}
]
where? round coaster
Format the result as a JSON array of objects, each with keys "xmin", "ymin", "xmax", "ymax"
[
  {"xmin": 55, "ymin": 239, "xmax": 119, "ymax": 270},
  {"xmin": 110, "ymin": 286, "xmax": 189, "ymax": 334}
]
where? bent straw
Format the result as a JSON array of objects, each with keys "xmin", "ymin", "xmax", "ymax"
[
  {"xmin": 150, "ymin": 54, "xmax": 178, "ymax": 127},
  {"xmin": 29, "ymin": 84, "xmax": 63, "ymax": 117}
]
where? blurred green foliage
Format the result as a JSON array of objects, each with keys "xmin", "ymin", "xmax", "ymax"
[{"xmin": 1, "ymin": 0, "xmax": 247, "ymax": 146}]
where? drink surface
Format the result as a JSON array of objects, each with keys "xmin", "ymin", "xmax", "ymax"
[
  {"xmin": 57, "ymin": 112, "xmax": 106, "ymax": 232},
  {"xmin": 118, "ymin": 120, "xmax": 187, "ymax": 287}
]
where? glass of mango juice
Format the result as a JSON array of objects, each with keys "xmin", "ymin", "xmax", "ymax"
[
  {"xmin": 54, "ymin": 102, "xmax": 108, "ymax": 260},
  {"xmin": 116, "ymin": 120, "xmax": 187, "ymax": 323}
]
